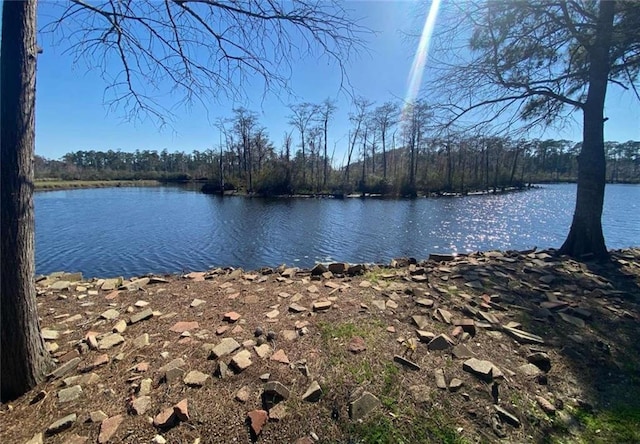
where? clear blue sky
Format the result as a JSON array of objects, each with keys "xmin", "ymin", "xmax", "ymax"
[{"xmin": 32, "ymin": 1, "xmax": 639, "ymax": 162}]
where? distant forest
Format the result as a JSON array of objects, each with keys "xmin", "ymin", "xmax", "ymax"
[{"xmin": 36, "ymin": 108, "xmax": 640, "ymax": 196}]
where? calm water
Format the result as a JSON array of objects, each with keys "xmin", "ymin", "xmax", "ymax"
[{"xmin": 35, "ymin": 184, "xmax": 640, "ymax": 278}]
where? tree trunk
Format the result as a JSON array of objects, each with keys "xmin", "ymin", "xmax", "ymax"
[
  {"xmin": 560, "ymin": 0, "xmax": 614, "ymax": 260},
  {"xmin": 382, "ymin": 129, "xmax": 387, "ymax": 180},
  {"xmin": 1, "ymin": 0, "xmax": 54, "ymax": 402}
]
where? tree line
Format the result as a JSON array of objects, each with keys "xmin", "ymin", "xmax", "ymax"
[{"xmin": 37, "ymin": 105, "xmax": 640, "ymax": 196}]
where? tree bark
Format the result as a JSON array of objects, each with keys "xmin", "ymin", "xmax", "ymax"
[
  {"xmin": 1, "ymin": 0, "xmax": 54, "ymax": 402},
  {"xmin": 560, "ymin": 0, "xmax": 614, "ymax": 260}
]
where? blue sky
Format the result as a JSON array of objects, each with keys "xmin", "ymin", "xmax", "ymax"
[{"xmin": 33, "ymin": 1, "xmax": 639, "ymax": 161}]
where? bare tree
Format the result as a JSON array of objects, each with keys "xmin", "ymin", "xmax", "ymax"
[
  {"xmin": 317, "ymin": 98, "xmax": 337, "ymax": 188},
  {"xmin": 288, "ymin": 102, "xmax": 316, "ymax": 187},
  {"xmin": 344, "ymin": 96, "xmax": 372, "ymax": 186},
  {"xmin": 429, "ymin": 0, "xmax": 640, "ymax": 258},
  {"xmin": 372, "ymin": 102, "xmax": 399, "ymax": 180},
  {"xmin": 1, "ymin": 0, "xmax": 366, "ymax": 401}
]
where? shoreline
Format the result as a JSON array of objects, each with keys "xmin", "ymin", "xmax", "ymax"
[
  {"xmin": 35, "ymin": 246, "xmax": 639, "ymax": 283},
  {"xmin": 34, "ymin": 179, "xmax": 161, "ymax": 191}
]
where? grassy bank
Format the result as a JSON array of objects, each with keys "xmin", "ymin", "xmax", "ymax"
[{"xmin": 35, "ymin": 179, "xmax": 161, "ymax": 191}]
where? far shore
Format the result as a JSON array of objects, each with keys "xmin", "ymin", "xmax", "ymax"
[{"xmin": 34, "ymin": 179, "xmax": 161, "ymax": 191}]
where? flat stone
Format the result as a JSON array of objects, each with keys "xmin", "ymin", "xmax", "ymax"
[
  {"xmin": 41, "ymin": 329, "xmax": 60, "ymax": 340},
  {"xmin": 412, "ymin": 315, "xmax": 430, "ymax": 330},
  {"xmin": 131, "ymin": 396, "xmax": 152, "ymax": 415},
  {"xmin": 139, "ymin": 378, "xmax": 152, "ymax": 396},
  {"xmin": 427, "ymin": 334, "xmax": 455, "ymax": 351},
  {"xmin": 170, "ymin": 321, "xmax": 199, "ymax": 333},
  {"xmin": 270, "ymin": 349, "xmax": 290, "ymax": 364},
  {"xmin": 124, "ymin": 277, "xmax": 150, "ymax": 290},
  {"xmin": 494, "ymin": 405, "xmax": 521, "ymax": 427},
  {"xmin": 92, "ymin": 354, "xmax": 109, "ymax": 368},
  {"xmin": 210, "ymin": 338, "xmax": 241, "ymax": 358},
  {"xmin": 302, "ymin": 381, "xmax": 323, "ymax": 402},
  {"xmin": 173, "ymin": 398, "xmax": 189, "ymax": 421},
  {"xmin": 453, "ymin": 318, "xmax": 476, "ymax": 336},
  {"xmin": 51, "ymin": 280, "xmax": 71, "ymax": 290},
  {"xmin": 328, "ymin": 263, "xmax": 347, "ymax": 274},
  {"xmin": 129, "ymin": 307, "xmax": 153, "ymax": 324},
  {"xmin": 265, "ymin": 309, "xmax": 280, "ymax": 319},
  {"xmin": 223, "ymin": 311, "xmax": 241, "ymax": 322},
  {"xmin": 536, "ymin": 396, "xmax": 556, "ymax": 415},
  {"xmin": 254, "ymin": 343, "xmax": 272, "ymax": 359},
  {"xmin": 98, "ymin": 333, "xmax": 125, "ymax": 350},
  {"xmin": 288, "ymin": 303, "xmax": 308, "ymax": 313},
  {"xmin": 162, "ymin": 365, "xmax": 183, "ymax": 382},
  {"xmin": 449, "ymin": 378, "xmax": 463, "ymax": 391},
  {"xmin": 101, "ymin": 278, "xmax": 121, "ymax": 291},
  {"xmin": 518, "ymin": 363, "xmax": 543, "ymax": 377},
  {"xmin": 463, "ymin": 358, "xmax": 501, "ymax": 382},
  {"xmin": 151, "ymin": 435, "xmax": 167, "ymax": 444},
  {"xmin": 231, "ymin": 350, "xmax": 253, "ymax": 371},
  {"xmin": 311, "ymin": 263, "xmax": 328, "ymax": 275},
  {"xmin": 393, "ymin": 355, "xmax": 421, "ymax": 371},
  {"xmin": 452, "ymin": 344, "xmax": 474, "ymax": 359},
  {"xmin": 190, "ymin": 298, "xmax": 206, "ymax": 308},
  {"xmin": 503, "ymin": 326, "xmax": 545, "ymax": 344},
  {"xmin": 153, "ymin": 407, "xmax": 176, "ymax": 428},
  {"xmin": 25, "ymin": 433, "xmax": 43, "ymax": 444},
  {"xmin": 236, "ymin": 386, "xmax": 251, "ymax": 402},
  {"xmin": 416, "ymin": 330, "xmax": 435, "ymax": 342},
  {"xmin": 350, "ymin": 391, "xmax": 380, "ymax": 420},
  {"xmin": 58, "ymin": 385, "xmax": 82, "ymax": 403},
  {"xmin": 268, "ymin": 402, "xmax": 287, "ymax": 421},
  {"xmin": 263, "ymin": 381, "xmax": 290, "ymax": 401},
  {"xmin": 415, "ymin": 298, "xmax": 434, "ymax": 308},
  {"xmin": 49, "ymin": 357, "xmax": 82, "ymax": 379},
  {"xmin": 184, "ymin": 370, "xmax": 209, "ymax": 386},
  {"xmin": 558, "ymin": 312, "xmax": 586, "ymax": 328},
  {"xmin": 434, "ymin": 369, "xmax": 447, "ymax": 389},
  {"xmin": 247, "ymin": 410, "xmax": 268, "ymax": 436},
  {"xmin": 100, "ymin": 309, "xmax": 120, "ymax": 320},
  {"xmin": 62, "ymin": 314, "xmax": 83, "ymax": 324},
  {"xmin": 158, "ymin": 358, "xmax": 185, "ymax": 379},
  {"xmin": 372, "ymin": 300, "xmax": 387, "ymax": 310},
  {"xmin": 348, "ymin": 336, "xmax": 367, "ymax": 353},
  {"xmin": 133, "ymin": 333, "xmax": 150, "ymax": 348},
  {"xmin": 46, "ymin": 413, "xmax": 77, "ymax": 435},
  {"xmin": 434, "ymin": 308, "xmax": 453, "ymax": 324},
  {"xmin": 312, "ymin": 300, "xmax": 332, "ymax": 311},
  {"xmin": 112, "ymin": 320, "xmax": 127, "ymax": 333}
]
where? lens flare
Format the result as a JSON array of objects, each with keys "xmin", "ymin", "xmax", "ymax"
[{"xmin": 403, "ymin": 0, "xmax": 441, "ymax": 116}]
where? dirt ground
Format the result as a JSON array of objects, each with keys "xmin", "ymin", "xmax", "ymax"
[{"xmin": 1, "ymin": 248, "xmax": 639, "ymax": 444}]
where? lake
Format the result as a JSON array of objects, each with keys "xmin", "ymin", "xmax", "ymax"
[{"xmin": 35, "ymin": 183, "xmax": 640, "ymax": 278}]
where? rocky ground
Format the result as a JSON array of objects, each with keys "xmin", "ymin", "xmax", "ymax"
[{"xmin": 1, "ymin": 248, "xmax": 639, "ymax": 444}]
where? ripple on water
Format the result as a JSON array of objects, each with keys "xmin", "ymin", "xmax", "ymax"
[{"xmin": 34, "ymin": 184, "xmax": 640, "ymax": 277}]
